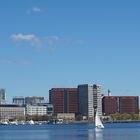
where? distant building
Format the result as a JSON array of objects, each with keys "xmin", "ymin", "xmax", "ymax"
[
  {"xmin": 49, "ymin": 88, "xmax": 78, "ymax": 114},
  {"xmin": 102, "ymin": 96, "xmax": 139, "ymax": 115},
  {"xmin": 108, "ymin": 89, "xmax": 112, "ymax": 96},
  {"xmin": 26, "ymin": 105, "xmax": 47, "ymax": 116},
  {"xmin": 78, "ymin": 84, "xmax": 103, "ymax": 119},
  {"xmin": 33, "ymin": 103, "xmax": 54, "ymax": 116},
  {"xmin": 102, "ymin": 96, "xmax": 118, "ymax": 115},
  {"xmin": 93, "ymin": 84, "xmax": 103, "ymax": 116},
  {"xmin": 46, "ymin": 104, "xmax": 54, "ymax": 116},
  {"xmin": 0, "ymin": 104, "xmax": 25, "ymax": 120},
  {"xmin": 57, "ymin": 113, "xmax": 75, "ymax": 120},
  {"xmin": 119, "ymin": 96, "xmax": 139, "ymax": 114},
  {"xmin": 25, "ymin": 96, "xmax": 45, "ymax": 105},
  {"xmin": 0, "ymin": 89, "xmax": 6, "ymax": 104},
  {"xmin": 78, "ymin": 84, "xmax": 94, "ymax": 119},
  {"xmin": 13, "ymin": 96, "xmax": 25, "ymax": 105}
]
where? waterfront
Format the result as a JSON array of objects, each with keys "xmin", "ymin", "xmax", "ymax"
[{"xmin": 0, "ymin": 123, "xmax": 140, "ymax": 140}]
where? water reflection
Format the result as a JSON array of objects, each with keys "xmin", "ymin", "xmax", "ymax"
[
  {"xmin": 0, "ymin": 129, "xmax": 50, "ymax": 140},
  {"xmin": 88, "ymin": 129, "xmax": 94, "ymax": 140},
  {"xmin": 1, "ymin": 123, "xmax": 140, "ymax": 140},
  {"xmin": 88, "ymin": 128, "xmax": 103, "ymax": 140},
  {"xmin": 95, "ymin": 129, "xmax": 103, "ymax": 140}
]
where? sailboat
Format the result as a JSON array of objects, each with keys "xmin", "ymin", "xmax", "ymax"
[{"xmin": 95, "ymin": 110, "xmax": 104, "ymax": 129}]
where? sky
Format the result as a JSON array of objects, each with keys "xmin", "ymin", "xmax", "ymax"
[{"xmin": 0, "ymin": 0, "xmax": 140, "ymax": 103}]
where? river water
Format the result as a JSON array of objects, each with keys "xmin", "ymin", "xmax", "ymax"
[{"xmin": 0, "ymin": 123, "xmax": 140, "ymax": 140}]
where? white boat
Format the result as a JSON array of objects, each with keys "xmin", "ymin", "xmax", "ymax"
[
  {"xmin": 9, "ymin": 121, "xmax": 18, "ymax": 125},
  {"xmin": 28, "ymin": 120, "xmax": 34, "ymax": 125},
  {"xmin": 56, "ymin": 119, "xmax": 63, "ymax": 124},
  {"xmin": 0, "ymin": 121, "xmax": 8, "ymax": 125},
  {"xmin": 19, "ymin": 121, "xmax": 25, "ymax": 125},
  {"xmin": 95, "ymin": 110, "xmax": 104, "ymax": 129}
]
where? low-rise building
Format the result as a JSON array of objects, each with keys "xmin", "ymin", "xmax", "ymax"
[
  {"xmin": 46, "ymin": 104, "xmax": 54, "ymax": 116},
  {"xmin": 0, "ymin": 104, "xmax": 25, "ymax": 120},
  {"xmin": 57, "ymin": 113, "xmax": 75, "ymax": 120},
  {"xmin": 26, "ymin": 105, "xmax": 47, "ymax": 116}
]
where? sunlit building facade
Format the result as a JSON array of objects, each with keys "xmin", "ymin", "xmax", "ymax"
[{"xmin": 0, "ymin": 104, "xmax": 25, "ymax": 120}]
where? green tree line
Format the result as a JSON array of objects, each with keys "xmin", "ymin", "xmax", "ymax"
[{"xmin": 110, "ymin": 113, "xmax": 140, "ymax": 121}]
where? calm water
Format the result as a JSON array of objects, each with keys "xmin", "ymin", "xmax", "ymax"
[{"xmin": 0, "ymin": 123, "xmax": 140, "ymax": 140}]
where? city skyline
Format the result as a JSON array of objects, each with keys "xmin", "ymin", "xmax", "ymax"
[{"xmin": 0, "ymin": 0, "xmax": 140, "ymax": 102}]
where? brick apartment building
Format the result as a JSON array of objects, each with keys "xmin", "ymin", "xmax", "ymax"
[
  {"xmin": 102, "ymin": 96, "xmax": 139, "ymax": 115},
  {"xmin": 49, "ymin": 88, "xmax": 78, "ymax": 114}
]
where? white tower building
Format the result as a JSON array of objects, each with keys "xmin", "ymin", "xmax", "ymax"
[{"xmin": 78, "ymin": 84, "xmax": 103, "ymax": 119}]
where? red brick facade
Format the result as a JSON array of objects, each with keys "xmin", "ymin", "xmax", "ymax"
[
  {"xmin": 49, "ymin": 88, "xmax": 78, "ymax": 114},
  {"xmin": 102, "ymin": 96, "xmax": 139, "ymax": 115}
]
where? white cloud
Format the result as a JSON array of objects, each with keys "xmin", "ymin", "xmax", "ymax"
[
  {"xmin": 32, "ymin": 7, "xmax": 42, "ymax": 12},
  {"xmin": 11, "ymin": 33, "xmax": 61, "ymax": 50},
  {"xmin": 10, "ymin": 33, "xmax": 84, "ymax": 51},
  {"xmin": 46, "ymin": 35, "xmax": 60, "ymax": 47},
  {"xmin": 27, "ymin": 6, "xmax": 43, "ymax": 14},
  {"xmin": 0, "ymin": 59, "xmax": 32, "ymax": 65},
  {"xmin": 11, "ymin": 33, "xmax": 41, "ymax": 49},
  {"xmin": 11, "ymin": 34, "xmax": 36, "ymax": 41}
]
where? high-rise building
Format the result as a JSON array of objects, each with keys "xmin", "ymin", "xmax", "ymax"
[
  {"xmin": 78, "ymin": 84, "xmax": 94, "ymax": 119},
  {"xmin": 13, "ymin": 96, "xmax": 25, "ymax": 105},
  {"xmin": 49, "ymin": 88, "xmax": 78, "ymax": 114},
  {"xmin": 0, "ymin": 89, "xmax": 6, "ymax": 104},
  {"xmin": 78, "ymin": 84, "xmax": 103, "ymax": 119},
  {"xmin": 93, "ymin": 85, "xmax": 103, "ymax": 116},
  {"xmin": 102, "ymin": 96, "xmax": 139, "ymax": 115}
]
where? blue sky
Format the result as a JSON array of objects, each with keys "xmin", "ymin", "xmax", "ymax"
[{"xmin": 0, "ymin": 0, "xmax": 140, "ymax": 103}]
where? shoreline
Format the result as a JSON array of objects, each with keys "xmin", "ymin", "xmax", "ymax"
[
  {"xmin": 70, "ymin": 120, "xmax": 140, "ymax": 124},
  {"xmin": 104, "ymin": 120, "xmax": 140, "ymax": 123}
]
